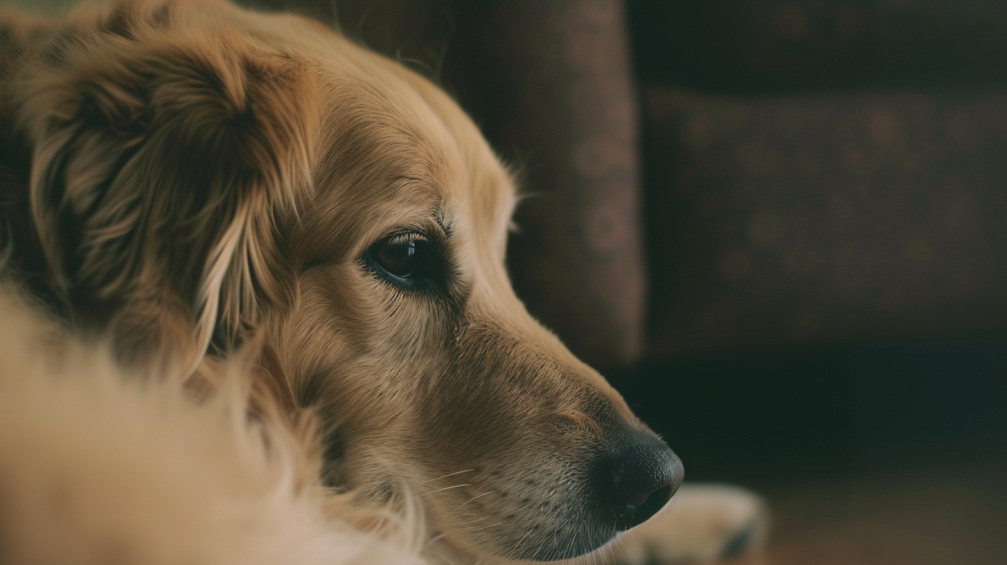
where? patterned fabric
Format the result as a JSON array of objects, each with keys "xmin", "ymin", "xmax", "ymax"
[{"xmin": 643, "ymin": 88, "xmax": 1007, "ymax": 356}]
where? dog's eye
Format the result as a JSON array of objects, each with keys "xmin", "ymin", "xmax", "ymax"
[
  {"xmin": 366, "ymin": 232, "xmax": 442, "ymax": 289},
  {"xmin": 375, "ymin": 233, "xmax": 425, "ymax": 278}
]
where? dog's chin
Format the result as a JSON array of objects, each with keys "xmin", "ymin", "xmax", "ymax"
[
  {"xmin": 453, "ymin": 524, "xmax": 616, "ymax": 563},
  {"xmin": 451, "ymin": 493, "xmax": 673, "ymax": 562},
  {"xmin": 488, "ymin": 506, "xmax": 658, "ymax": 562},
  {"xmin": 443, "ymin": 528, "xmax": 616, "ymax": 564},
  {"xmin": 498, "ymin": 526, "xmax": 617, "ymax": 562}
]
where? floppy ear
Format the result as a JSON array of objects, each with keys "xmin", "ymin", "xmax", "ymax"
[{"xmin": 12, "ymin": 3, "xmax": 319, "ymax": 364}]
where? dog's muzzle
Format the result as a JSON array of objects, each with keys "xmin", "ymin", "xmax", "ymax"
[{"xmin": 515, "ymin": 426, "xmax": 683, "ymax": 561}]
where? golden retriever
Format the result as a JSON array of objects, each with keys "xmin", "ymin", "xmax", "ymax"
[{"xmin": 0, "ymin": 0, "xmax": 767, "ymax": 563}]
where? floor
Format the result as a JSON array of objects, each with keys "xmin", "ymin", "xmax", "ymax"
[
  {"xmin": 724, "ymin": 459, "xmax": 1007, "ymax": 565},
  {"xmin": 610, "ymin": 336, "xmax": 1007, "ymax": 565}
]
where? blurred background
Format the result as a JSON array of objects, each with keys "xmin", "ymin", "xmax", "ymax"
[{"xmin": 9, "ymin": 0, "xmax": 1006, "ymax": 562}]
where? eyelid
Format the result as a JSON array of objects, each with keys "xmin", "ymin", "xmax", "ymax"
[{"xmin": 385, "ymin": 231, "xmax": 428, "ymax": 246}]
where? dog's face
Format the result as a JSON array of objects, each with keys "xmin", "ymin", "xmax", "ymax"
[
  {"xmin": 273, "ymin": 44, "xmax": 682, "ymax": 561},
  {"xmin": 1, "ymin": 1, "xmax": 682, "ymax": 562}
]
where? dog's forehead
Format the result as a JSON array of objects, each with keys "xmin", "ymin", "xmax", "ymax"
[{"xmin": 297, "ymin": 37, "xmax": 516, "ymax": 256}]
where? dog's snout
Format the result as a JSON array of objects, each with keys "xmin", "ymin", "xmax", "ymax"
[{"xmin": 602, "ymin": 429, "xmax": 683, "ymax": 530}]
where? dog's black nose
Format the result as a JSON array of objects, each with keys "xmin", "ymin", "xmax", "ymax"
[{"xmin": 605, "ymin": 429, "xmax": 683, "ymax": 529}]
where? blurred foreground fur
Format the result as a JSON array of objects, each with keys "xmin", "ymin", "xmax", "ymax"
[{"xmin": 0, "ymin": 287, "xmax": 427, "ymax": 565}]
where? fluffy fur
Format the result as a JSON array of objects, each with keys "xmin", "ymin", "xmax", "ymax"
[
  {"xmin": 0, "ymin": 289, "xmax": 431, "ymax": 565},
  {"xmin": 0, "ymin": 1, "xmax": 766, "ymax": 563}
]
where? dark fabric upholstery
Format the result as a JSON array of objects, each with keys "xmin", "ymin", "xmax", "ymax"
[{"xmin": 642, "ymin": 88, "xmax": 1007, "ymax": 356}]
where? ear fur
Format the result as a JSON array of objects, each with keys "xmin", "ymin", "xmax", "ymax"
[{"xmin": 8, "ymin": 0, "xmax": 319, "ymax": 366}]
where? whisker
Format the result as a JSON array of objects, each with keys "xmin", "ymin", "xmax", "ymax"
[
  {"xmin": 426, "ymin": 469, "xmax": 476, "ymax": 483},
  {"xmin": 459, "ymin": 491, "xmax": 496, "ymax": 508},
  {"xmin": 509, "ymin": 528, "xmax": 534, "ymax": 558},
  {"xmin": 424, "ymin": 483, "xmax": 471, "ymax": 495}
]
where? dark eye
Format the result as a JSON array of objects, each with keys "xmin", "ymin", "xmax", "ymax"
[
  {"xmin": 366, "ymin": 231, "xmax": 443, "ymax": 290},
  {"xmin": 375, "ymin": 233, "xmax": 424, "ymax": 278}
]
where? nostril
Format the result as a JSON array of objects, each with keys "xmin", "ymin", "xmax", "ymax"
[
  {"xmin": 605, "ymin": 430, "xmax": 684, "ymax": 529},
  {"xmin": 612, "ymin": 463, "xmax": 656, "ymax": 506},
  {"xmin": 612, "ymin": 453, "xmax": 679, "ymax": 507}
]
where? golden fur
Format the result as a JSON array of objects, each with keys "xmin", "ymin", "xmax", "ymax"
[
  {"xmin": 0, "ymin": 1, "xmax": 766, "ymax": 563},
  {"xmin": 0, "ymin": 289, "xmax": 430, "ymax": 565}
]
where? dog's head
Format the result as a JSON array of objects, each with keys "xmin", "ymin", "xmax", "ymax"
[{"xmin": 1, "ymin": 0, "xmax": 682, "ymax": 561}]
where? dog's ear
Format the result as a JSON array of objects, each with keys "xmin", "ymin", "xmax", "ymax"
[{"xmin": 13, "ymin": 5, "xmax": 319, "ymax": 364}]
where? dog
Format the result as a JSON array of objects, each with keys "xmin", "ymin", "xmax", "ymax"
[{"xmin": 0, "ymin": 0, "xmax": 767, "ymax": 563}]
